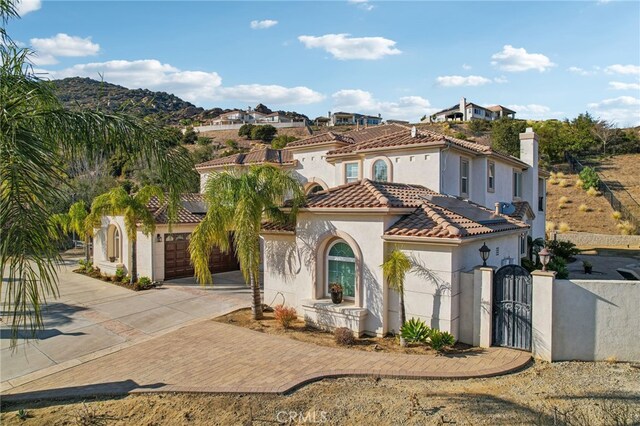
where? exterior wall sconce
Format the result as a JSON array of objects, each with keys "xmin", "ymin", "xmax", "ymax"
[
  {"xmin": 479, "ymin": 242, "xmax": 491, "ymax": 267},
  {"xmin": 539, "ymin": 247, "xmax": 551, "ymax": 271},
  {"xmin": 156, "ymin": 234, "xmax": 162, "ymax": 243}
]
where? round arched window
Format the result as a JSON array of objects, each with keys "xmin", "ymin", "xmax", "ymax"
[
  {"xmin": 306, "ymin": 183, "xmax": 324, "ymax": 195},
  {"xmin": 372, "ymin": 159, "xmax": 388, "ymax": 182},
  {"xmin": 327, "ymin": 241, "xmax": 356, "ymax": 299}
]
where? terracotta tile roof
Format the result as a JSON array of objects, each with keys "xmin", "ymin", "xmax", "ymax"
[
  {"xmin": 297, "ymin": 179, "xmax": 528, "ymax": 239},
  {"xmin": 301, "ymin": 179, "xmax": 438, "ymax": 209},
  {"xmin": 261, "ymin": 221, "xmax": 295, "ymax": 234},
  {"xmin": 285, "ymin": 131, "xmax": 354, "ymax": 148},
  {"xmin": 195, "ymin": 148, "xmax": 294, "ymax": 170},
  {"xmin": 326, "ymin": 126, "xmax": 491, "ymax": 157},
  {"xmin": 148, "ymin": 193, "xmax": 207, "ymax": 224},
  {"xmin": 509, "ymin": 201, "xmax": 535, "ymax": 221}
]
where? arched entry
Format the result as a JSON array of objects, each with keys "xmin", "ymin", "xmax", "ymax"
[{"xmin": 492, "ymin": 264, "xmax": 532, "ymax": 351}]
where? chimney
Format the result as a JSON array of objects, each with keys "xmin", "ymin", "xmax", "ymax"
[
  {"xmin": 460, "ymin": 97, "xmax": 467, "ymax": 121},
  {"xmin": 411, "ymin": 126, "xmax": 417, "ymax": 138},
  {"xmin": 519, "ymin": 127, "xmax": 543, "ymax": 238}
]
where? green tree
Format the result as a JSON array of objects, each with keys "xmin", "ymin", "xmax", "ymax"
[
  {"xmin": 238, "ymin": 123, "xmax": 254, "ymax": 139},
  {"xmin": 89, "ymin": 186, "xmax": 164, "ymax": 284},
  {"xmin": 381, "ymin": 249, "xmax": 413, "ymax": 347},
  {"xmin": 566, "ymin": 112, "xmax": 597, "ymax": 153},
  {"xmin": 490, "ymin": 118, "xmax": 527, "ymax": 157},
  {"xmin": 190, "ymin": 165, "xmax": 305, "ymax": 320},
  {"xmin": 181, "ymin": 126, "xmax": 198, "ymax": 145},
  {"xmin": 50, "ymin": 201, "xmax": 94, "ymax": 262},
  {"xmin": 250, "ymin": 125, "xmax": 277, "ymax": 143},
  {"xmin": 271, "ymin": 134, "xmax": 298, "ymax": 149},
  {"xmin": 0, "ymin": 1, "xmax": 194, "ymax": 341}
]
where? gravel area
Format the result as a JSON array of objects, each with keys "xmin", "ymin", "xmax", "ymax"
[{"xmin": 2, "ymin": 361, "xmax": 639, "ymax": 425}]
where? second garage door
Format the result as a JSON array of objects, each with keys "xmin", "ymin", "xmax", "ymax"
[{"xmin": 164, "ymin": 233, "xmax": 239, "ymax": 280}]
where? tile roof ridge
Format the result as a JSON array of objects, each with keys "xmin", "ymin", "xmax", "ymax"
[
  {"xmin": 362, "ymin": 179, "xmax": 390, "ymax": 206},
  {"xmin": 422, "ymin": 203, "xmax": 461, "ymax": 236}
]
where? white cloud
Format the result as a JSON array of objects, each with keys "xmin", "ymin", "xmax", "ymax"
[
  {"xmin": 298, "ymin": 34, "xmax": 401, "ymax": 60},
  {"xmin": 30, "ymin": 33, "xmax": 100, "ymax": 65},
  {"xmin": 42, "ymin": 59, "xmax": 324, "ymax": 105},
  {"xmin": 462, "ymin": 63, "xmax": 472, "ymax": 70},
  {"xmin": 250, "ymin": 19, "xmax": 278, "ymax": 30},
  {"xmin": 605, "ymin": 64, "xmax": 640, "ymax": 75},
  {"xmin": 493, "ymin": 76, "xmax": 509, "ymax": 84},
  {"xmin": 15, "ymin": 0, "xmax": 41, "ymax": 16},
  {"xmin": 332, "ymin": 89, "xmax": 433, "ymax": 120},
  {"xmin": 348, "ymin": 0, "xmax": 374, "ymax": 11},
  {"xmin": 609, "ymin": 81, "xmax": 640, "ymax": 91},
  {"xmin": 435, "ymin": 75, "xmax": 492, "ymax": 87},
  {"xmin": 507, "ymin": 104, "xmax": 564, "ymax": 120},
  {"xmin": 568, "ymin": 66, "xmax": 593, "ymax": 76},
  {"xmin": 587, "ymin": 96, "xmax": 640, "ymax": 126},
  {"xmin": 491, "ymin": 45, "xmax": 555, "ymax": 72}
]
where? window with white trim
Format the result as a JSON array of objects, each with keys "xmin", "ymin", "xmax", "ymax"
[
  {"xmin": 327, "ymin": 241, "xmax": 356, "ymax": 299},
  {"xmin": 345, "ymin": 163, "xmax": 359, "ymax": 183},
  {"xmin": 513, "ymin": 170, "xmax": 523, "ymax": 198},
  {"xmin": 107, "ymin": 225, "xmax": 121, "ymax": 263},
  {"xmin": 460, "ymin": 158, "xmax": 470, "ymax": 198},
  {"xmin": 487, "ymin": 161, "xmax": 495, "ymax": 192}
]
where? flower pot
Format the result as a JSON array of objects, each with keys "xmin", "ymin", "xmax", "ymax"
[
  {"xmin": 330, "ymin": 290, "xmax": 343, "ymax": 304},
  {"xmin": 584, "ymin": 265, "xmax": 593, "ymax": 274}
]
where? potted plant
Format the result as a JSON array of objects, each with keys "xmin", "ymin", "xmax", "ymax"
[
  {"xmin": 329, "ymin": 283, "xmax": 343, "ymax": 304},
  {"xmin": 583, "ymin": 260, "xmax": 593, "ymax": 274}
]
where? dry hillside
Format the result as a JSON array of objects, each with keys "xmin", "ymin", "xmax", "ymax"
[
  {"xmin": 586, "ymin": 154, "xmax": 640, "ymax": 219},
  {"xmin": 198, "ymin": 126, "xmax": 311, "ymax": 146}
]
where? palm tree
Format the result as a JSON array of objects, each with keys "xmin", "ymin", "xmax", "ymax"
[
  {"xmin": 0, "ymin": 1, "xmax": 194, "ymax": 341},
  {"xmin": 190, "ymin": 165, "xmax": 304, "ymax": 320},
  {"xmin": 50, "ymin": 201, "xmax": 93, "ymax": 262},
  {"xmin": 90, "ymin": 186, "xmax": 164, "ymax": 284},
  {"xmin": 382, "ymin": 248, "xmax": 413, "ymax": 346}
]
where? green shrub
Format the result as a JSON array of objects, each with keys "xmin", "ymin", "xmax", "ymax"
[
  {"xmin": 274, "ymin": 304, "xmax": 297, "ymax": 329},
  {"xmin": 135, "ymin": 276, "xmax": 153, "ymax": 290},
  {"xmin": 196, "ymin": 136, "xmax": 212, "ymax": 146},
  {"xmin": 548, "ymin": 257, "xmax": 569, "ymax": 279},
  {"xmin": 453, "ymin": 131, "xmax": 468, "ymax": 140},
  {"xmin": 271, "ymin": 134, "xmax": 298, "ymax": 149},
  {"xmin": 579, "ymin": 167, "xmax": 600, "ymax": 190},
  {"xmin": 521, "ymin": 257, "xmax": 537, "ymax": 272},
  {"xmin": 114, "ymin": 267, "xmax": 125, "ymax": 282},
  {"xmin": 334, "ymin": 327, "xmax": 355, "ymax": 346},
  {"xmin": 546, "ymin": 240, "xmax": 580, "ymax": 261},
  {"xmin": 400, "ymin": 318, "xmax": 431, "ymax": 344},
  {"xmin": 238, "ymin": 123, "xmax": 254, "ymax": 139},
  {"xmin": 250, "ymin": 125, "xmax": 277, "ymax": 143},
  {"xmin": 78, "ymin": 259, "xmax": 94, "ymax": 274},
  {"xmin": 429, "ymin": 330, "xmax": 455, "ymax": 351}
]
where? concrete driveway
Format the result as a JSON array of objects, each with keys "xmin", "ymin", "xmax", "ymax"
[{"xmin": 1, "ymin": 259, "xmax": 249, "ymax": 390}]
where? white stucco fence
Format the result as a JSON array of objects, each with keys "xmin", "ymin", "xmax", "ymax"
[
  {"xmin": 194, "ymin": 122, "xmax": 306, "ymax": 132},
  {"xmin": 548, "ymin": 279, "xmax": 640, "ymax": 362}
]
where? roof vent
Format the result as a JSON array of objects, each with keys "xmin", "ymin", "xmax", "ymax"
[{"xmin": 411, "ymin": 126, "xmax": 417, "ymax": 138}]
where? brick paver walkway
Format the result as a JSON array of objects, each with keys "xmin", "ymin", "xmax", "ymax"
[{"xmin": 2, "ymin": 320, "xmax": 531, "ymax": 401}]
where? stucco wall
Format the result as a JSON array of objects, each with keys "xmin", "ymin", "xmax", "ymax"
[
  {"xmin": 291, "ymin": 148, "xmax": 336, "ymax": 189},
  {"xmin": 551, "ymin": 279, "xmax": 640, "ymax": 362},
  {"xmin": 551, "ymin": 231, "xmax": 640, "ymax": 248},
  {"xmin": 152, "ymin": 223, "xmax": 199, "ymax": 281},
  {"xmin": 93, "ymin": 216, "xmax": 130, "ymax": 276}
]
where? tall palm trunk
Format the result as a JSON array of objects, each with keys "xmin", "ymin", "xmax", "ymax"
[
  {"xmin": 130, "ymin": 238, "xmax": 137, "ymax": 284},
  {"xmin": 84, "ymin": 234, "xmax": 90, "ymax": 263},
  {"xmin": 250, "ymin": 259, "xmax": 263, "ymax": 320},
  {"xmin": 399, "ymin": 290, "xmax": 407, "ymax": 347}
]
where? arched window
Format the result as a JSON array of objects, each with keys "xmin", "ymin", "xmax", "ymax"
[
  {"xmin": 107, "ymin": 225, "xmax": 121, "ymax": 263},
  {"xmin": 327, "ymin": 240, "xmax": 356, "ymax": 299},
  {"xmin": 306, "ymin": 183, "xmax": 324, "ymax": 195},
  {"xmin": 372, "ymin": 159, "xmax": 389, "ymax": 182}
]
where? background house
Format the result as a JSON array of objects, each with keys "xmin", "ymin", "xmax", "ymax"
[{"xmin": 429, "ymin": 98, "xmax": 516, "ymax": 122}]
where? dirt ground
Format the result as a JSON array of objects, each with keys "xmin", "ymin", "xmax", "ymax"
[
  {"xmin": 546, "ymin": 166, "xmax": 621, "ymax": 235},
  {"xmin": 2, "ymin": 361, "xmax": 638, "ymax": 425},
  {"xmin": 213, "ymin": 308, "xmax": 469, "ymax": 355},
  {"xmin": 587, "ymin": 154, "xmax": 640, "ymax": 219}
]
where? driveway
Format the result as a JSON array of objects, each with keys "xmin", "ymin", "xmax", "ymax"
[{"xmin": 1, "ymin": 259, "xmax": 249, "ymax": 390}]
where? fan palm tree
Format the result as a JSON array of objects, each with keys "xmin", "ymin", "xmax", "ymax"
[
  {"xmin": 190, "ymin": 165, "xmax": 304, "ymax": 320},
  {"xmin": 382, "ymin": 248, "xmax": 413, "ymax": 346},
  {"xmin": 0, "ymin": 1, "xmax": 193, "ymax": 342},
  {"xmin": 90, "ymin": 186, "xmax": 164, "ymax": 284}
]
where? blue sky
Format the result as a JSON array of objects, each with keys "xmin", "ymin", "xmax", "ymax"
[{"xmin": 9, "ymin": 0, "xmax": 640, "ymax": 125}]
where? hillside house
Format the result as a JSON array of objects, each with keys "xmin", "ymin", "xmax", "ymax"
[{"xmin": 430, "ymin": 98, "xmax": 516, "ymax": 122}]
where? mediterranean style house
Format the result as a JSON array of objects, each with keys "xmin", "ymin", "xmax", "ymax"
[
  {"xmin": 314, "ymin": 111, "xmax": 384, "ymax": 127},
  {"xmin": 93, "ymin": 124, "xmax": 547, "ymax": 339},
  {"xmin": 429, "ymin": 97, "xmax": 516, "ymax": 122}
]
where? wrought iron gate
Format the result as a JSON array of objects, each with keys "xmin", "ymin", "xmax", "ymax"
[{"xmin": 493, "ymin": 264, "xmax": 532, "ymax": 351}]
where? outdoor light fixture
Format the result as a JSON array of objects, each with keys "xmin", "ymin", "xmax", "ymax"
[
  {"xmin": 539, "ymin": 247, "xmax": 551, "ymax": 271},
  {"xmin": 479, "ymin": 242, "xmax": 491, "ymax": 267},
  {"xmin": 156, "ymin": 234, "xmax": 162, "ymax": 243}
]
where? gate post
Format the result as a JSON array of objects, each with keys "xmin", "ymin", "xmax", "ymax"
[
  {"xmin": 531, "ymin": 270, "xmax": 556, "ymax": 361},
  {"xmin": 473, "ymin": 267, "xmax": 494, "ymax": 348}
]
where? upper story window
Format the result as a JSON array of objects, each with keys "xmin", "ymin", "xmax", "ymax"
[
  {"xmin": 538, "ymin": 177, "xmax": 545, "ymax": 211},
  {"xmin": 513, "ymin": 170, "xmax": 523, "ymax": 199},
  {"xmin": 487, "ymin": 161, "xmax": 495, "ymax": 193},
  {"xmin": 372, "ymin": 160, "xmax": 388, "ymax": 182},
  {"xmin": 460, "ymin": 158, "xmax": 470, "ymax": 198},
  {"xmin": 345, "ymin": 162, "xmax": 359, "ymax": 184}
]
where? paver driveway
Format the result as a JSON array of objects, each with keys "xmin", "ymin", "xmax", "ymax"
[{"xmin": 1, "ymin": 259, "xmax": 249, "ymax": 390}]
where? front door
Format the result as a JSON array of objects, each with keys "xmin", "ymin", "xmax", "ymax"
[{"xmin": 492, "ymin": 264, "xmax": 532, "ymax": 351}]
